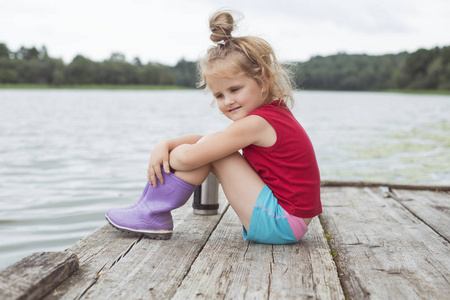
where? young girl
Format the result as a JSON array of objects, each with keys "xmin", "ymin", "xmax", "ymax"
[{"xmin": 106, "ymin": 10, "xmax": 321, "ymax": 244}]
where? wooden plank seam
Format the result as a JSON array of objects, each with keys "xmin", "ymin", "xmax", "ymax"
[
  {"xmin": 387, "ymin": 188, "xmax": 450, "ymax": 244},
  {"xmin": 317, "ymin": 214, "xmax": 347, "ymax": 298},
  {"xmin": 176, "ymin": 203, "xmax": 231, "ymax": 289}
]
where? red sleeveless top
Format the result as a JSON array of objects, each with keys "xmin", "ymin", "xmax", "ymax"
[{"xmin": 243, "ymin": 100, "xmax": 322, "ymax": 218}]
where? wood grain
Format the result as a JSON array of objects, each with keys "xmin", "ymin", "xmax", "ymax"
[
  {"xmin": 45, "ymin": 191, "xmax": 229, "ymax": 300},
  {"xmin": 391, "ymin": 188, "xmax": 450, "ymax": 241},
  {"xmin": 0, "ymin": 251, "xmax": 79, "ymax": 300},
  {"xmin": 4, "ymin": 184, "xmax": 446, "ymax": 300},
  {"xmin": 173, "ymin": 209, "xmax": 344, "ymax": 299},
  {"xmin": 320, "ymin": 186, "xmax": 450, "ymax": 299}
]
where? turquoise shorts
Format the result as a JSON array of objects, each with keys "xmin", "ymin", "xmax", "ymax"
[{"xmin": 243, "ymin": 185, "xmax": 308, "ymax": 244}]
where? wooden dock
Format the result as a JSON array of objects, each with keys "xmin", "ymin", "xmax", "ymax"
[{"xmin": 1, "ymin": 182, "xmax": 449, "ymax": 299}]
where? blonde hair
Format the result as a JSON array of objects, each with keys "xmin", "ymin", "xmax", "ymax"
[{"xmin": 198, "ymin": 10, "xmax": 295, "ymax": 107}]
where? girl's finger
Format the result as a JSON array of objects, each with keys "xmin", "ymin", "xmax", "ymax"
[
  {"xmin": 147, "ymin": 168, "xmax": 152, "ymax": 182},
  {"xmin": 150, "ymin": 174, "xmax": 157, "ymax": 187},
  {"xmin": 148, "ymin": 167, "xmax": 157, "ymax": 187},
  {"xmin": 163, "ymin": 160, "xmax": 170, "ymax": 174},
  {"xmin": 153, "ymin": 164, "xmax": 164, "ymax": 185}
]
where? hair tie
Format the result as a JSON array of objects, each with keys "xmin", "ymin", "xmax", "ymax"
[{"xmin": 218, "ymin": 38, "xmax": 230, "ymax": 46}]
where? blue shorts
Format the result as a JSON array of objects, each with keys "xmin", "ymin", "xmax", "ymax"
[{"xmin": 243, "ymin": 185, "xmax": 308, "ymax": 244}]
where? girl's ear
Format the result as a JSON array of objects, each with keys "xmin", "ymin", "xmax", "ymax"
[{"xmin": 261, "ymin": 75, "xmax": 270, "ymax": 93}]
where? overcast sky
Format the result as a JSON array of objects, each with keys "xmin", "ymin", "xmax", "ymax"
[{"xmin": 1, "ymin": 0, "xmax": 449, "ymax": 65}]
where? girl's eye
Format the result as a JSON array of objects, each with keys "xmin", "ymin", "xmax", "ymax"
[
  {"xmin": 216, "ymin": 94, "xmax": 223, "ymax": 99},
  {"xmin": 231, "ymin": 87, "xmax": 239, "ymax": 92}
]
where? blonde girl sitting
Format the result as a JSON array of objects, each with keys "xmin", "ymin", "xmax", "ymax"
[{"xmin": 106, "ymin": 10, "xmax": 322, "ymax": 244}]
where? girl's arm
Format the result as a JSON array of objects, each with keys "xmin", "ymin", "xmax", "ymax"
[
  {"xmin": 170, "ymin": 115, "xmax": 274, "ymax": 171},
  {"xmin": 148, "ymin": 134, "xmax": 203, "ymax": 186},
  {"xmin": 165, "ymin": 135, "xmax": 204, "ymax": 151}
]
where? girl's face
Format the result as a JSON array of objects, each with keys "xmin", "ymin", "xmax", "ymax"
[{"xmin": 206, "ymin": 74, "xmax": 268, "ymax": 122}]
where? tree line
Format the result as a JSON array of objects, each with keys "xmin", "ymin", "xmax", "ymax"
[
  {"xmin": 1, "ymin": 42, "xmax": 449, "ymax": 90},
  {"xmin": 0, "ymin": 43, "xmax": 197, "ymax": 87},
  {"xmin": 295, "ymin": 46, "xmax": 450, "ymax": 90}
]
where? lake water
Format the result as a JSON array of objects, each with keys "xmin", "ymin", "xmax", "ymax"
[{"xmin": 0, "ymin": 89, "xmax": 449, "ymax": 270}]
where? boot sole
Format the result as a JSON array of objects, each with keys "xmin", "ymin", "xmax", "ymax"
[{"xmin": 105, "ymin": 216, "xmax": 173, "ymax": 240}]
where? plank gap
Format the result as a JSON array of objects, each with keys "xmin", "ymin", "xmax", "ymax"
[
  {"xmin": 318, "ymin": 214, "xmax": 348, "ymax": 299},
  {"xmin": 388, "ymin": 189, "xmax": 450, "ymax": 244},
  {"xmin": 176, "ymin": 203, "xmax": 230, "ymax": 290}
]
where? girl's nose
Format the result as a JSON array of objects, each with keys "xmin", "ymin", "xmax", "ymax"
[{"xmin": 224, "ymin": 96, "xmax": 234, "ymax": 106}]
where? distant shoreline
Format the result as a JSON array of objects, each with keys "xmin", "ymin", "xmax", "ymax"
[{"xmin": 1, "ymin": 84, "xmax": 449, "ymax": 95}]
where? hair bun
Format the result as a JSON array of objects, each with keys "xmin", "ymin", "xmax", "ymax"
[{"xmin": 209, "ymin": 10, "xmax": 235, "ymax": 44}]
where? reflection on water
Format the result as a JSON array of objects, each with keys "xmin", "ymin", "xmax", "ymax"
[{"xmin": 0, "ymin": 89, "xmax": 449, "ymax": 270}]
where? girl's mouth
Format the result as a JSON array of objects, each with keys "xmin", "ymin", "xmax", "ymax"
[{"xmin": 229, "ymin": 106, "xmax": 242, "ymax": 112}]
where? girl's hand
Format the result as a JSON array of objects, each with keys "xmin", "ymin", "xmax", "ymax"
[{"xmin": 148, "ymin": 140, "xmax": 171, "ymax": 187}]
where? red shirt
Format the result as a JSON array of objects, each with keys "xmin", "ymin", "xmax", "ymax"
[{"xmin": 243, "ymin": 100, "xmax": 322, "ymax": 218}]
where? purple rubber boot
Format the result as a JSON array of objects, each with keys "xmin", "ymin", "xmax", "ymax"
[
  {"xmin": 105, "ymin": 170, "xmax": 195, "ymax": 239},
  {"xmin": 123, "ymin": 182, "xmax": 151, "ymax": 209}
]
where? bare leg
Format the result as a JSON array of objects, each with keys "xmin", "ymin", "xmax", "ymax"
[
  {"xmin": 175, "ymin": 152, "xmax": 264, "ymax": 231},
  {"xmin": 211, "ymin": 152, "xmax": 265, "ymax": 230},
  {"xmin": 106, "ymin": 135, "xmax": 263, "ymax": 238},
  {"xmin": 174, "ymin": 164, "xmax": 211, "ymax": 186}
]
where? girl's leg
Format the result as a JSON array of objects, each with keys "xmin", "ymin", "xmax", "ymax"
[
  {"xmin": 106, "ymin": 136, "xmax": 264, "ymax": 237},
  {"xmin": 175, "ymin": 152, "xmax": 264, "ymax": 231},
  {"xmin": 213, "ymin": 152, "xmax": 265, "ymax": 231},
  {"xmin": 176, "ymin": 153, "xmax": 313, "ymax": 244}
]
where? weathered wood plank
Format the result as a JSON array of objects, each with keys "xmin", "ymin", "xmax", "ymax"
[
  {"xmin": 270, "ymin": 218, "xmax": 345, "ymax": 299},
  {"xmin": 174, "ymin": 207, "xmax": 269, "ymax": 299},
  {"xmin": 173, "ymin": 208, "xmax": 344, "ymax": 299},
  {"xmin": 0, "ymin": 251, "xmax": 79, "ymax": 300},
  {"xmin": 44, "ymin": 223, "xmax": 152, "ymax": 299},
  {"xmin": 320, "ymin": 186, "xmax": 450, "ymax": 300},
  {"xmin": 45, "ymin": 192, "xmax": 229, "ymax": 300},
  {"xmin": 390, "ymin": 189, "xmax": 450, "ymax": 241}
]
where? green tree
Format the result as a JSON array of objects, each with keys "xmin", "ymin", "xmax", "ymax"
[
  {"xmin": 132, "ymin": 57, "xmax": 143, "ymax": 67},
  {"xmin": 157, "ymin": 64, "xmax": 175, "ymax": 85},
  {"xmin": 298, "ymin": 52, "xmax": 407, "ymax": 91},
  {"xmin": 65, "ymin": 55, "xmax": 99, "ymax": 84},
  {"xmin": 99, "ymin": 59, "xmax": 138, "ymax": 84},
  {"xmin": 38, "ymin": 46, "xmax": 49, "ymax": 60},
  {"xmin": 0, "ymin": 59, "xmax": 19, "ymax": 83},
  {"xmin": 15, "ymin": 46, "xmax": 40, "ymax": 60},
  {"xmin": 395, "ymin": 47, "xmax": 441, "ymax": 89},
  {"xmin": 438, "ymin": 47, "xmax": 450, "ymax": 89},
  {"xmin": 110, "ymin": 52, "xmax": 126, "ymax": 62},
  {"xmin": 0, "ymin": 43, "xmax": 10, "ymax": 58},
  {"xmin": 173, "ymin": 58, "xmax": 197, "ymax": 87}
]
